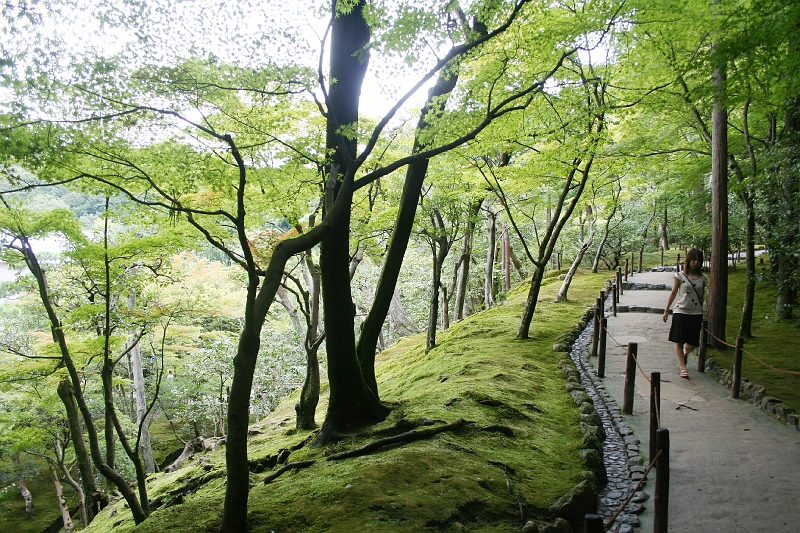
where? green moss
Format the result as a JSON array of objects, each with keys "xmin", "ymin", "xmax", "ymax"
[
  {"xmin": 81, "ymin": 271, "xmax": 609, "ymax": 533},
  {"xmin": 707, "ymin": 258, "xmax": 800, "ymax": 413}
]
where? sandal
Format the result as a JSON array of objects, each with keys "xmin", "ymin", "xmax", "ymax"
[{"xmin": 680, "ymin": 370, "xmax": 690, "ymax": 379}]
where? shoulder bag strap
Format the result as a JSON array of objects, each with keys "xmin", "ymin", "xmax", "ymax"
[{"xmin": 681, "ymin": 272, "xmax": 703, "ymax": 306}]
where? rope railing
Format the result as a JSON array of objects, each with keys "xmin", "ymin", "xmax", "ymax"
[
  {"xmin": 601, "ymin": 449, "xmax": 663, "ymax": 532},
  {"xmin": 603, "ymin": 324, "xmax": 654, "ymax": 385},
  {"xmin": 705, "ymin": 329, "xmax": 800, "ymax": 376}
]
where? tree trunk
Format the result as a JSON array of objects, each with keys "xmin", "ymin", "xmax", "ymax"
[
  {"xmin": 740, "ymin": 201, "xmax": 756, "ymax": 337},
  {"xmin": 518, "ymin": 163, "xmax": 592, "ymax": 338},
  {"xmin": 555, "ymin": 214, "xmax": 595, "ymax": 302},
  {"xmin": 59, "ymin": 455, "xmax": 88, "ymax": 528},
  {"xmin": 454, "ymin": 201, "xmax": 481, "ymax": 320},
  {"xmin": 426, "ymin": 240, "xmax": 442, "ymax": 352},
  {"xmin": 19, "ymin": 478, "xmax": 34, "ymax": 516},
  {"xmin": 776, "ymin": 89, "xmax": 799, "ymax": 318},
  {"xmin": 708, "ymin": 57, "xmax": 729, "ymax": 347},
  {"xmin": 316, "ymin": 0, "xmax": 389, "ymax": 443},
  {"xmin": 658, "ymin": 206, "xmax": 669, "ymax": 250},
  {"xmin": 49, "ymin": 463, "xmax": 74, "ymax": 533},
  {"xmin": 295, "ymin": 343, "xmax": 320, "ymax": 430},
  {"xmin": 355, "ymin": 33, "xmax": 468, "ymax": 388},
  {"xmin": 502, "ymin": 223, "xmax": 511, "ymax": 292},
  {"xmin": 484, "ymin": 199, "xmax": 497, "ymax": 309},
  {"xmin": 57, "ymin": 378, "xmax": 98, "ymax": 523},
  {"xmin": 19, "ymin": 243, "xmax": 147, "ymax": 524},
  {"xmin": 127, "ymin": 292, "xmax": 155, "ymax": 474},
  {"xmin": 591, "ymin": 188, "xmax": 619, "ymax": 273}
]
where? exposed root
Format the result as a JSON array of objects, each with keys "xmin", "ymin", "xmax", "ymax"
[
  {"xmin": 262, "ymin": 460, "xmax": 317, "ymax": 485},
  {"xmin": 326, "ymin": 419, "xmax": 469, "ymax": 461},
  {"xmin": 480, "ymin": 424, "xmax": 515, "ymax": 437},
  {"xmin": 149, "ymin": 469, "xmax": 224, "ymax": 510}
]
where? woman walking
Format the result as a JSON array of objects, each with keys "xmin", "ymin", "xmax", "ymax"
[{"xmin": 662, "ymin": 248, "xmax": 708, "ymax": 379}]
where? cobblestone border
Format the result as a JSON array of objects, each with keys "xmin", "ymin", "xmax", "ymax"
[
  {"xmin": 524, "ymin": 301, "xmax": 649, "ymax": 533},
  {"xmin": 704, "ymin": 357, "xmax": 799, "ymax": 430}
]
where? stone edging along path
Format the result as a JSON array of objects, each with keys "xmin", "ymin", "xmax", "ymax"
[{"xmin": 525, "ymin": 292, "xmax": 649, "ymax": 533}]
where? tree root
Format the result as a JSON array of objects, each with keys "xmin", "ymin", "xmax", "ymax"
[
  {"xmin": 326, "ymin": 419, "xmax": 469, "ymax": 461},
  {"xmin": 480, "ymin": 424, "xmax": 515, "ymax": 437},
  {"xmin": 262, "ymin": 460, "xmax": 317, "ymax": 484},
  {"xmin": 149, "ymin": 469, "xmax": 225, "ymax": 510}
]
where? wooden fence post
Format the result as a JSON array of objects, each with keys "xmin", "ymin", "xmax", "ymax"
[
  {"xmin": 731, "ymin": 337, "xmax": 744, "ymax": 399},
  {"xmin": 697, "ymin": 320, "xmax": 708, "ymax": 372},
  {"xmin": 591, "ymin": 297, "xmax": 601, "ymax": 358},
  {"xmin": 654, "ymin": 428, "xmax": 670, "ymax": 533},
  {"xmin": 624, "ymin": 258, "xmax": 629, "ymax": 281},
  {"xmin": 612, "ymin": 283, "xmax": 617, "ymax": 317},
  {"xmin": 618, "ymin": 269, "xmax": 623, "ymax": 296},
  {"xmin": 585, "ymin": 514, "xmax": 603, "ymax": 533},
  {"xmin": 598, "ymin": 318, "xmax": 608, "ymax": 378},
  {"xmin": 623, "ymin": 342, "xmax": 637, "ymax": 414},
  {"xmin": 649, "ymin": 372, "xmax": 661, "ymax": 463}
]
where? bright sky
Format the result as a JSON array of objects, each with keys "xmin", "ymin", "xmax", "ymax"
[{"xmin": 25, "ymin": 0, "xmax": 431, "ymax": 121}]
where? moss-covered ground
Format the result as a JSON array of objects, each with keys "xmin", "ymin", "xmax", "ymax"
[
  {"xmin": 705, "ymin": 256, "xmax": 800, "ymax": 414},
  {"xmin": 78, "ymin": 270, "xmax": 609, "ymax": 533}
]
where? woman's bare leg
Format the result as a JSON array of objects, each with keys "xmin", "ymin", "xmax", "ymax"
[{"xmin": 674, "ymin": 343, "xmax": 687, "ymax": 373}]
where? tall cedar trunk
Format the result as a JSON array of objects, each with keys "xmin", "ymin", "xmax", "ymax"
[
  {"xmin": 484, "ymin": 200, "xmax": 497, "ymax": 309},
  {"xmin": 454, "ymin": 201, "xmax": 481, "ymax": 320},
  {"xmin": 355, "ymin": 55, "xmax": 465, "ymax": 390},
  {"xmin": 127, "ymin": 292, "xmax": 155, "ymax": 473},
  {"xmin": 57, "ymin": 379, "xmax": 98, "ymax": 523},
  {"xmin": 708, "ymin": 58, "xmax": 729, "ymax": 347}
]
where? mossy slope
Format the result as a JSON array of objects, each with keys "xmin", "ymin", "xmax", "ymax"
[{"xmin": 82, "ymin": 271, "xmax": 608, "ymax": 533}]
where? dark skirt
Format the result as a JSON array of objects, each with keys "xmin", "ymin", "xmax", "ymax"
[{"xmin": 668, "ymin": 313, "xmax": 703, "ymax": 346}]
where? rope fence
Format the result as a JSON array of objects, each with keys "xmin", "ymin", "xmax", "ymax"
[
  {"xmin": 705, "ymin": 329, "xmax": 800, "ymax": 376},
  {"xmin": 600, "ymin": 449, "xmax": 663, "ymax": 532}
]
